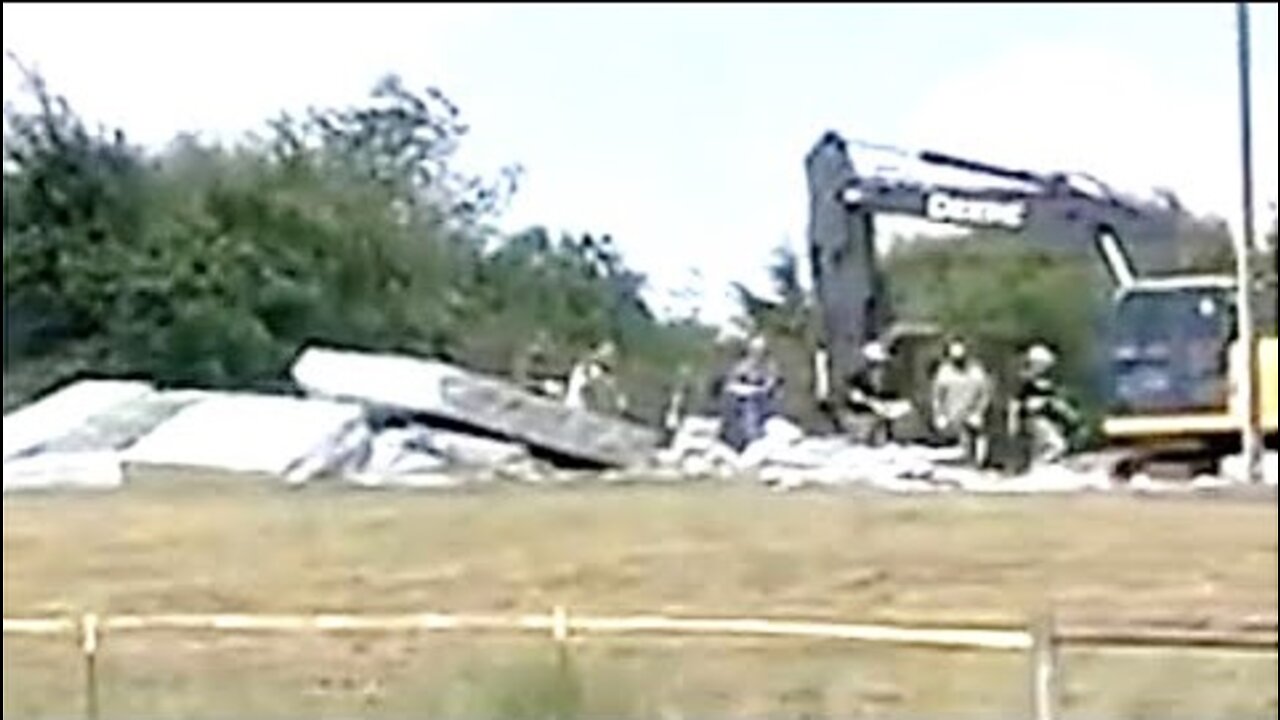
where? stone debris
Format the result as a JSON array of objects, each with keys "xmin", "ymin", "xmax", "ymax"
[
  {"xmin": 4, "ymin": 355, "xmax": 1271, "ymax": 497},
  {"xmin": 123, "ymin": 393, "xmax": 368, "ymax": 478},
  {"xmin": 2, "ymin": 450, "xmax": 124, "ymax": 492},
  {"xmin": 656, "ymin": 414, "xmax": 1118, "ymax": 495},
  {"xmin": 2, "ymin": 380, "xmax": 155, "ymax": 463},
  {"xmin": 1220, "ymin": 452, "xmax": 1280, "ymax": 487},
  {"xmin": 291, "ymin": 345, "xmax": 661, "ymax": 467}
]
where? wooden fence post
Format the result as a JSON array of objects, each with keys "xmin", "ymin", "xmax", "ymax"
[
  {"xmin": 1030, "ymin": 612, "xmax": 1059, "ymax": 720},
  {"xmin": 550, "ymin": 604, "xmax": 573, "ymax": 674},
  {"xmin": 80, "ymin": 613, "xmax": 100, "ymax": 720}
]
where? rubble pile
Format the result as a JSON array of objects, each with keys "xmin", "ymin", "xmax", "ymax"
[
  {"xmin": 654, "ymin": 415, "xmax": 1121, "ymax": 494},
  {"xmin": 2, "ymin": 344, "xmax": 659, "ymax": 493},
  {"xmin": 4, "ymin": 344, "xmax": 1276, "ymax": 495}
]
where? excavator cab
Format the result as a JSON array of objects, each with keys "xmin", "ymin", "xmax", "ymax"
[{"xmin": 1109, "ymin": 282, "xmax": 1236, "ymax": 417}]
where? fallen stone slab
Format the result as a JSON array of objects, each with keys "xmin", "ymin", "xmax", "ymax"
[
  {"xmin": 360, "ymin": 427, "xmax": 451, "ymax": 477},
  {"xmin": 290, "ymin": 346, "xmax": 661, "ymax": 468},
  {"xmin": 32, "ymin": 390, "xmax": 213, "ymax": 455},
  {"xmin": 3, "ymin": 451, "xmax": 123, "ymax": 493},
  {"xmin": 420, "ymin": 428, "xmax": 530, "ymax": 468},
  {"xmin": 123, "ymin": 393, "xmax": 367, "ymax": 480},
  {"xmin": 2, "ymin": 380, "xmax": 154, "ymax": 462}
]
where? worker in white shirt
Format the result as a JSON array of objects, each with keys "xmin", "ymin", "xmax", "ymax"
[
  {"xmin": 930, "ymin": 339, "xmax": 994, "ymax": 466},
  {"xmin": 564, "ymin": 340, "xmax": 627, "ymax": 415}
]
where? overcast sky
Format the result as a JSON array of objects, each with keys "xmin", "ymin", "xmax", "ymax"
[{"xmin": 4, "ymin": 2, "xmax": 1277, "ymax": 325}]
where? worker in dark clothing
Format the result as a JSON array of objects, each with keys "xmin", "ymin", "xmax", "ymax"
[
  {"xmin": 719, "ymin": 334, "xmax": 782, "ymax": 452},
  {"xmin": 844, "ymin": 340, "xmax": 911, "ymax": 446},
  {"xmin": 1008, "ymin": 343, "xmax": 1078, "ymax": 467}
]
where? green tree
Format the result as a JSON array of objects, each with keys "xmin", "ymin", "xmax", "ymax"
[{"xmin": 3, "ymin": 59, "xmax": 723, "ymax": 418}]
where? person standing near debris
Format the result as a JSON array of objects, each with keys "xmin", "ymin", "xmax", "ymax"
[
  {"xmin": 719, "ymin": 334, "xmax": 782, "ymax": 452},
  {"xmin": 663, "ymin": 363, "xmax": 695, "ymax": 440},
  {"xmin": 930, "ymin": 339, "xmax": 993, "ymax": 466},
  {"xmin": 564, "ymin": 340, "xmax": 627, "ymax": 415},
  {"xmin": 1008, "ymin": 343, "xmax": 1077, "ymax": 467},
  {"xmin": 845, "ymin": 340, "xmax": 911, "ymax": 446}
]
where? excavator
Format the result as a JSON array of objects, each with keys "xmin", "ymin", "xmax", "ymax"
[{"xmin": 804, "ymin": 131, "xmax": 1278, "ymax": 473}]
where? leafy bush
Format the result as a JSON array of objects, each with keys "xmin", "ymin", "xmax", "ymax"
[{"xmin": 3, "ymin": 59, "xmax": 720, "ymax": 415}]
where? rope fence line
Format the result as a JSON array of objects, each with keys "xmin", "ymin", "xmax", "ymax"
[
  {"xmin": 4, "ymin": 608, "xmax": 1277, "ymax": 720},
  {"xmin": 4, "ymin": 610, "xmax": 1275, "ymax": 651}
]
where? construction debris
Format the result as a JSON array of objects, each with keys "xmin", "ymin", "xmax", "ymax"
[
  {"xmin": 3, "ymin": 352, "xmax": 1271, "ymax": 497},
  {"xmin": 2, "ymin": 451, "xmax": 123, "ymax": 492},
  {"xmin": 656, "ymin": 414, "xmax": 1113, "ymax": 495},
  {"xmin": 291, "ymin": 345, "xmax": 661, "ymax": 467},
  {"xmin": 122, "ymin": 393, "xmax": 368, "ymax": 478},
  {"xmin": 2, "ymin": 380, "xmax": 155, "ymax": 463}
]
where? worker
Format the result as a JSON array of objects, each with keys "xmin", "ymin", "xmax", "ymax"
[
  {"xmin": 845, "ymin": 340, "xmax": 910, "ymax": 446},
  {"xmin": 1009, "ymin": 343, "xmax": 1077, "ymax": 467},
  {"xmin": 663, "ymin": 363, "xmax": 695, "ymax": 440},
  {"xmin": 719, "ymin": 334, "xmax": 782, "ymax": 452},
  {"xmin": 564, "ymin": 340, "xmax": 627, "ymax": 415},
  {"xmin": 930, "ymin": 339, "xmax": 994, "ymax": 466}
]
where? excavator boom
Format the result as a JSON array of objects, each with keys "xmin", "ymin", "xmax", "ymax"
[
  {"xmin": 804, "ymin": 131, "xmax": 1277, "ymax": 456},
  {"xmin": 805, "ymin": 131, "xmax": 1183, "ymax": 391}
]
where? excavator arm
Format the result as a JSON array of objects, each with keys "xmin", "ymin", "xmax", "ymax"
[{"xmin": 804, "ymin": 131, "xmax": 1187, "ymax": 400}]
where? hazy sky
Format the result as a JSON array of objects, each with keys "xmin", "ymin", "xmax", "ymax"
[{"xmin": 4, "ymin": 3, "xmax": 1277, "ymax": 325}]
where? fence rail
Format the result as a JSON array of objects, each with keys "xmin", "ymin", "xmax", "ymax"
[{"xmin": 4, "ymin": 609, "xmax": 1277, "ymax": 720}]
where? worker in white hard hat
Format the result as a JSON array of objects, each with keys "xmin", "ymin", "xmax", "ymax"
[
  {"xmin": 931, "ymin": 339, "xmax": 993, "ymax": 466},
  {"xmin": 565, "ymin": 340, "xmax": 627, "ymax": 415},
  {"xmin": 1008, "ymin": 342, "xmax": 1077, "ymax": 468},
  {"xmin": 844, "ymin": 339, "xmax": 911, "ymax": 446},
  {"xmin": 861, "ymin": 340, "xmax": 889, "ymax": 364}
]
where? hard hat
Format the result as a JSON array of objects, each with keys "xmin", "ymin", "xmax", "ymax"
[
  {"xmin": 1026, "ymin": 343, "xmax": 1056, "ymax": 368},
  {"xmin": 862, "ymin": 341, "xmax": 889, "ymax": 363},
  {"xmin": 946, "ymin": 340, "xmax": 968, "ymax": 360}
]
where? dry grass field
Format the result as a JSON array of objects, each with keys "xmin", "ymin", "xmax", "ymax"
[{"xmin": 4, "ymin": 474, "xmax": 1277, "ymax": 718}]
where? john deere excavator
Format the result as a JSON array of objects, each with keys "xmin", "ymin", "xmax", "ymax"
[{"xmin": 804, "ymin": 131, "xmax": 1277, "ymax": 470}]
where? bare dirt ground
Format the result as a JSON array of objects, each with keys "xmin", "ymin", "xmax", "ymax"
[{"xmin": 4, "ymin": 474, "xmax": 1277, "ymax": 718}]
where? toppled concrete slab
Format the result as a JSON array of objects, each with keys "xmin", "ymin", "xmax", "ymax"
[
  {"xmin": 34, "ymin": 390, "xmax": 212, "ymax": 455},
  {"xmin": 123, "ymin": 393, "xmax": 367, "ymax": 479},
  {"xmin": 291, "ymin": 346, "xmax": 661, "ymax": 468},
  {"xmin": 2, "ymin": 380, "xmax": 155, "ymax": 462},
  {"xmin": 360, "ymin": 427, "xmax": 451, "ymax": 477},
  {"xmin": 419, "ymin": 428, "xmax": 530, "ymax": 468},
  {"xmin": 3, "ymin": 451, "xmax": 123, "ymax": 492}
]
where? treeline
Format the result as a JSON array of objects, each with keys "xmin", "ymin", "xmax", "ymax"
[{"xmin": 1, "ymin": 65, "xmax": 718, "ymax": 419}]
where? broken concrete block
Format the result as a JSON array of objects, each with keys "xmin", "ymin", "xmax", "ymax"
[
  {"xmin": 3, "ymin": 380, "xmax": 154, "ymax": 462},
  {"xmin": 3, "ymin": 451, "xmax": 123, "ymax": 493},
  {"xmin": 360, "ymin": 427, "xmax": 450, "ymax": 477},
  {"xmin": 421, "ymin": 428, "xmax": 529, "ymax": 468},
  {"xmin": 286, "ymin": 421, "xmax": 374, "ymax": 485},
  {"xmin": 291, "ymin": 346, "xmax": 661, "ymax": 467},
  {"xmin": 34, "ymin": 390, "xmax": 213, "ymax": 455},
  {"xmin": 123, "ymin": 393, "xmax": 366, "ymax": 479}
]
